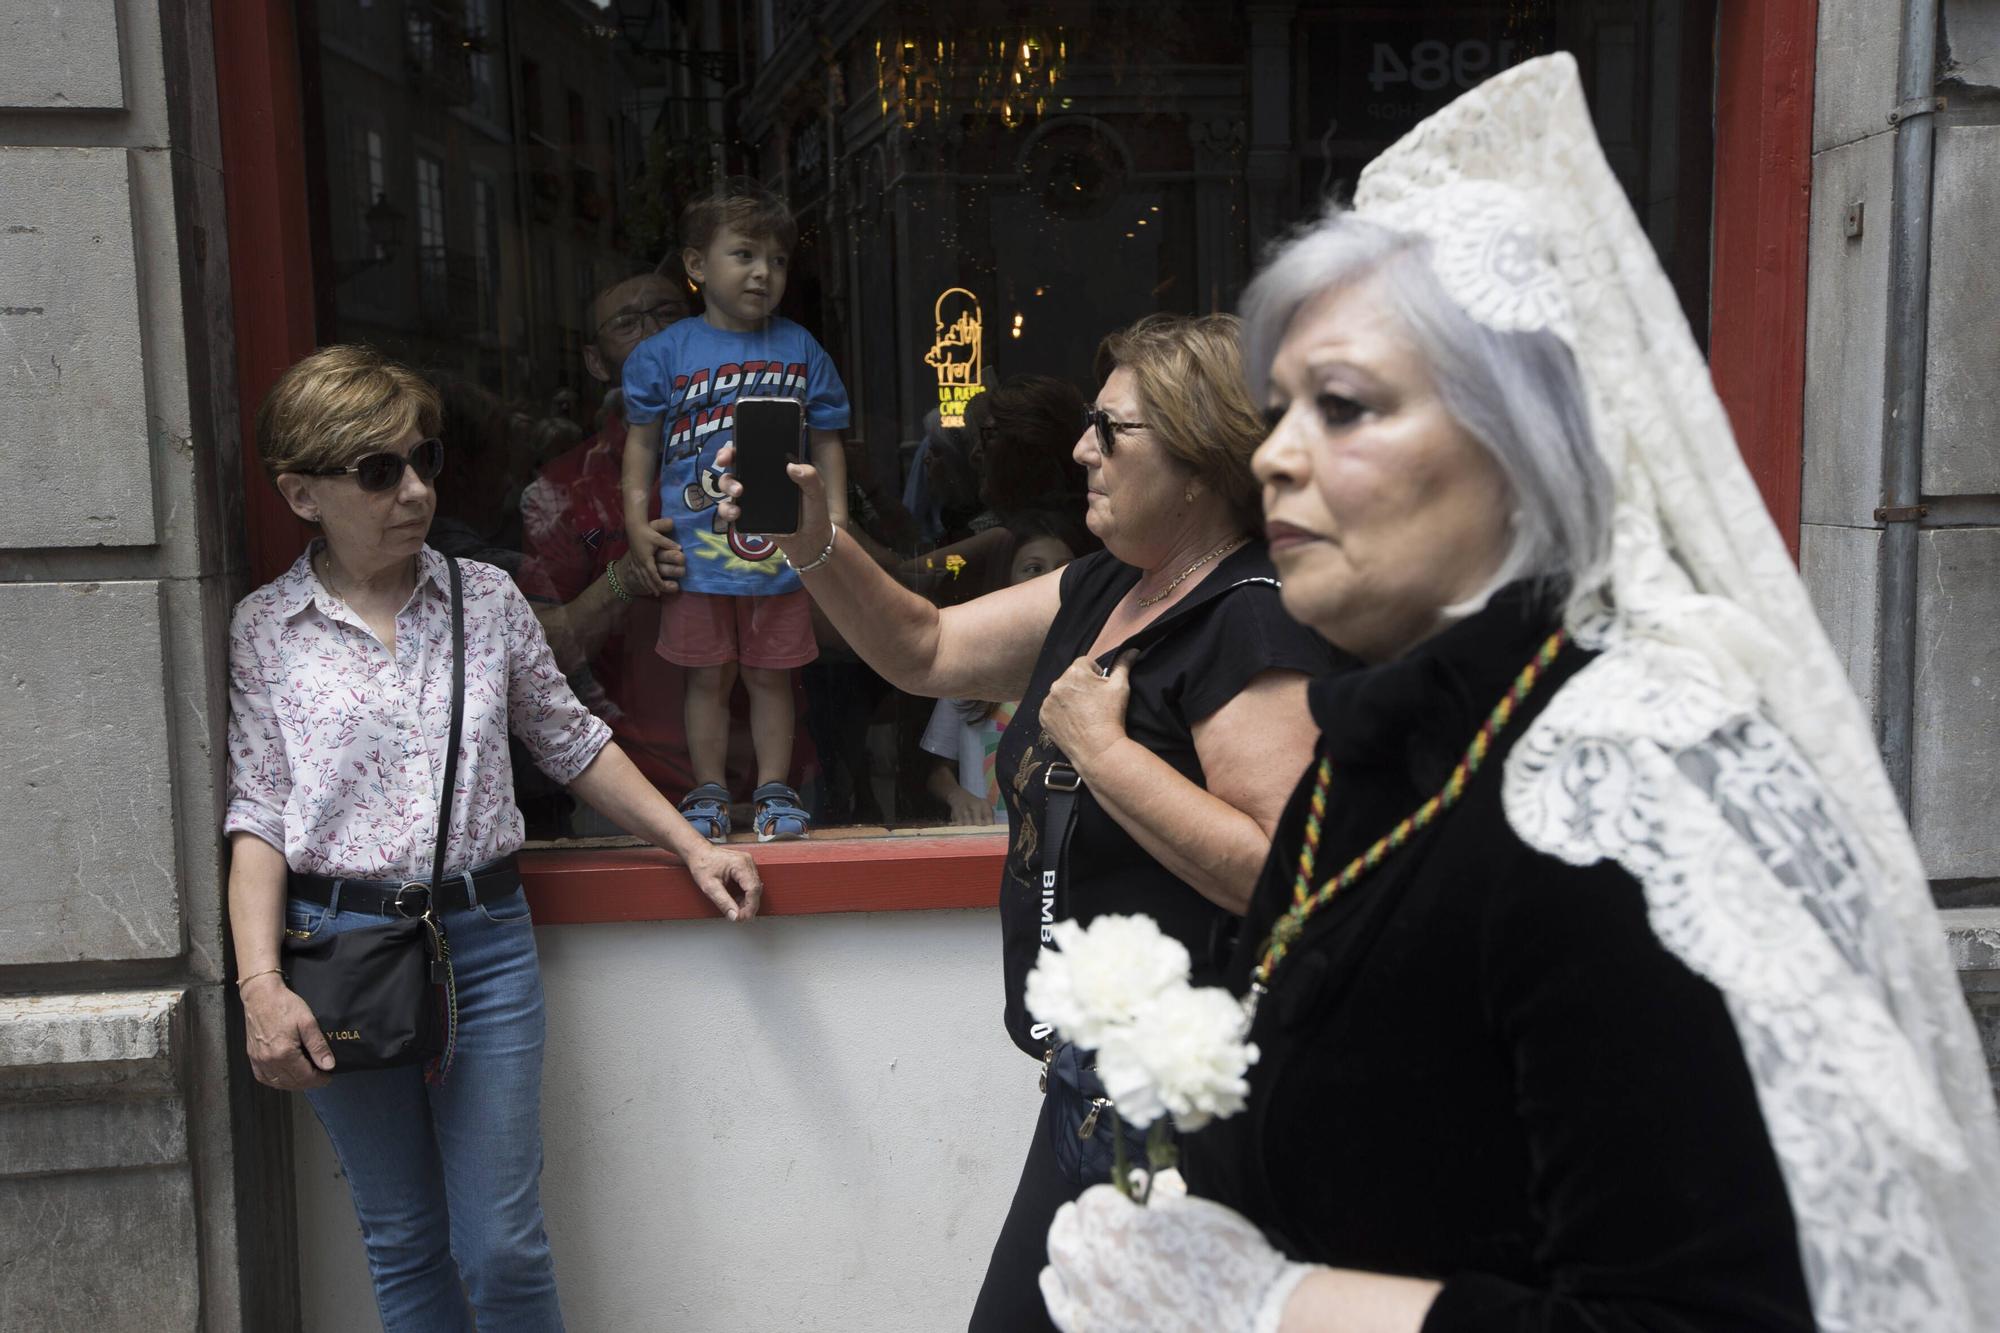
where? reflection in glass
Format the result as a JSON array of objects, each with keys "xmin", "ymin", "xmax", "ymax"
[{"xmin": 295, "ymin": 0, "xmax": 1713, "ymax": 838}]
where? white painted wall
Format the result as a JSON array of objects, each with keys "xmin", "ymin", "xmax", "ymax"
[{"xmin": 294, "ymin": 909, "xmax": 1042, "ymax": 1332}]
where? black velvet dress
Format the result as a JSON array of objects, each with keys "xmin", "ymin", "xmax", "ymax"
[{"xmin": 1181, "ymin": 588, "xmax": 1817, "ymax": 1332}]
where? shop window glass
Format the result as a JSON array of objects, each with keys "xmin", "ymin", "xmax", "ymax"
[{"xmin": 292, "ymin": 0, "xmax": 1714, "ymax": 842}]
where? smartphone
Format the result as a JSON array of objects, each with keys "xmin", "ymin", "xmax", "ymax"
[{"xmin": 730, "ymin": 396, "xmax": 805, "ymax": 534}]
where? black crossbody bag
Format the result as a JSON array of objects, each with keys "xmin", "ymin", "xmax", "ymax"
[{"xmin": 282, "ymin": 555, "xmax": 464, "ymax": 1077}]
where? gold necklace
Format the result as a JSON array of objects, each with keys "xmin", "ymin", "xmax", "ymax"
[{"xmin": 1134, "ymin": 535, "xmax": 1247, "ymax": 608}]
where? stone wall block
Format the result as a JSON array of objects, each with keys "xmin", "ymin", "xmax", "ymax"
[
  {"xmin": 127, "ymin": 142, "xmax": 215, "ymax": 579},
  {"xmin": 1923, "ymin": 125, "xmax": 2000, "ymax": 497},
  {"xmin": 0, "ymin": 147, "xmax": 156, "ymax": 549},
  {"xmin": 1814, "ymin": 0, "xmax": 1902, "ymax": 152},
  {"xmin": 0, "ymin": 0, "xmax": 125, "ymax": 110},
  {"xmin": 0, "ymin": 990, "xmax": 183, "ymax": 1091},
  {"xmin": 1912, "ymin": 529, "xmax": 2000, "ymax": 879},
  {"xmin": 1944, "ymin": 0, "xmax": 2000, "ymax": 88},
  {"xmin": 0, "ymin": 582, "xmax": 182, "ymax": 964},
  {"xmin": 0, "ymin": 1169, "xmax": 200, "ymax": 1331},
  {"xmin": 164, "ymin": 573, "xmax": 234, "ymax": 983},
  {"xmin": 1803, "ymin": 132, "xmax": 1893, "ymax": 528},
  {"xmin": 0, "ymin": 990, "xmax": 196, "ymax": 1326},
  {"xmin": 0, "ymin": 1099, "xmax": 188, "ymax": 1175},
  {"xmin": 1801, "ymin": 521, "xmax": 1884, "ymax": 720}
]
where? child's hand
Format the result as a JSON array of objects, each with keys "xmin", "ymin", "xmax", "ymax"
[
  {"xmin": 609, "ymin": 530, "xmax": 681, "ymax": 599},
  {"xmin": 945, "ymin": 786, "xmax": 996, "ymax": 826},
  {"xmin": 623, "ymin": 516, "xmax": 679, "ymax": 596},
  {"xmin": 632, "ymin": 518, "xmax": 684, "ymax": 594}
]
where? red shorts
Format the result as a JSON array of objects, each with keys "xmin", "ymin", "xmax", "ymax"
[{"xmin": 657, "ymin": 588, "xmax": 818, "ymax": 670}]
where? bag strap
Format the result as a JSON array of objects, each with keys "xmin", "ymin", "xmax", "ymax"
[
  {"xmin": 1084, "ymin": 574, "xmax": 1279, "ymax": 672},
  {"xmin": 428, "ymin": 555, "xmax": 465, "ymax": 891},
  {"xmin": 1043, "ymin": 762, "xmax": 1083, "ymax": 924}
]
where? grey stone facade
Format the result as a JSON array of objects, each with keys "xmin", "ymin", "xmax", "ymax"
[
  {"xmin": 1802, "ymin": 0, "xmax": 2000, "ymax": 1071},
  {"xmin": 0, "ymin": 1, "xmax": 295, "ymax": 1328},
  {"xmin": 1805, "ymin": 0, "xmax": 2000, "ymax": 892}
]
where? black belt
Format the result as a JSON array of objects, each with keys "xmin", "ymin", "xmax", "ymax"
[{"xmin": 288, "ymin": 854, "xmax": 520, "ymax": 917}]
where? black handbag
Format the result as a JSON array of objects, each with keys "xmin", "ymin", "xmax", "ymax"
[
  {"xmin": 282, "ymin": 555, "xmax": 464, "ymax": 1077},
  {"xmin": 1042, "ymin": 1039, "xmax": 1149, "ymax": 1189}
]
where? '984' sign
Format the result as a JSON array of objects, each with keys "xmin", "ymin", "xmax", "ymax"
[{"xmin": 1368, "ymin": 39, "xmax": 1523, "ymax": 93}]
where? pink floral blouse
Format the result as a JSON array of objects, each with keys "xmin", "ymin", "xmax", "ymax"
[{"xmin": 225, "ymin": 542, "xmax": 612, "ymax": 879}]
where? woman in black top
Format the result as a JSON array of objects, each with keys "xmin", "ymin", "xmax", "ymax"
[
  {"xmin": 717, "ymin": 312, "xmax": 1340, "ymax": 1331},
  {"xmin": 1040, "ymin": 56, "xmax": 2000, "ymax": 1333}
]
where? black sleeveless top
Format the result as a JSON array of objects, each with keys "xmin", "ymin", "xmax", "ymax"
[{"xmin": 992, "ymin": 544, "xmax": 1346, "ymax": 1057}]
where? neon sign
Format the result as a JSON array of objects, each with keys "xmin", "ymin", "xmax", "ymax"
[{"xmin": 925, "ymin": 286, "xmax": 986, "ymax": 427}]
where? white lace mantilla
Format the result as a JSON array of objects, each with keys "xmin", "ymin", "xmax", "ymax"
[{"xmin": 1355, "ymin": 55, "xmax": 2000, "ymax": 1332}]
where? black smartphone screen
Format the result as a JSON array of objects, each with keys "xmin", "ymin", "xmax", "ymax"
[{"xmin": 731, "ymin": 396, "xmax": 804, "ymax": 534}]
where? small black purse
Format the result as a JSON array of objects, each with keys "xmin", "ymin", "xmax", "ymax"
[
  {"xmin": 1041, "ymin": 1040, "xmax": 1151, "ymax": 1188},
  {"xmin": 283, "ymin": 555, "xmax": 464, "ymax": 1077}
]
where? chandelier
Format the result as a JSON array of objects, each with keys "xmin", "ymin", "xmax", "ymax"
[{"xmin": 874, "ymin": 22, "xmax": 1068, "ymax": 130}]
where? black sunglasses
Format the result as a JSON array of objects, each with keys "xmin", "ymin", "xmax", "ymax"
[
  {"xmin": 1082, "ymin": 406, "xmax": 1147, "ymax": 456},
  {"xmin": 299, "ymin": 437, "xmax": 446, "ymax": 492}
]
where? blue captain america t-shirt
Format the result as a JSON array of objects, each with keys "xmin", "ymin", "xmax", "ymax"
[{"xmin": 622, "ymin": 315, "xmax": 851, "ymax": 596}]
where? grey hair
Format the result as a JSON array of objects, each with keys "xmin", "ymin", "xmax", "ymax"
[{"xmin": 1241, "ymin": 208, "xmax": 1613, "ymax": 607}]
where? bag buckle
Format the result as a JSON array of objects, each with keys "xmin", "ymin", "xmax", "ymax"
[
  {"xmin": 393, "ymin": 882, "xmax": 433, "ymax": 919},
  {"xmin": 1044, "ymin": 762, "xmax": 1081, "ymax": 792}
]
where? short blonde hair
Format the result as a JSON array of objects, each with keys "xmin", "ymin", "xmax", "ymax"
[
  {"xmin": 1094, "ymin": 313, "xmax": 1264, "ymax": 530},
  {"xmin": 256, "ymin": 344, "xmax": 441, "ymax": 483}
]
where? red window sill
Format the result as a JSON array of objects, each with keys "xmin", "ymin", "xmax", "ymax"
[{"xmin": 520, "ymin": 830, "xmax": 1008, "ymax": 923}]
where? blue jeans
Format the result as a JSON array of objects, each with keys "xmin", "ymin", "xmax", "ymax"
[{"xmin": 292, "ymin": 876, "xmax": 563, "ymax": 1333}]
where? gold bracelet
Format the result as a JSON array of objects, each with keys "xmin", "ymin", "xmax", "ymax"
[
  {"xmin": 236, "ymin": 967, "xmax": 283, "ymax": 989},
  {"xmin": 788, "ymin": 527, "xmax": 838, "ymax": 573},
  {"xmin": 605, "ymin": 558, "xmax": 633, "ymax": 602}
]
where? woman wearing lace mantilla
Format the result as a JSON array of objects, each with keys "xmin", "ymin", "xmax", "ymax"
[{"xmin": 1038, "ymin": 54, "xmax": 2000, "ymax": 1333}]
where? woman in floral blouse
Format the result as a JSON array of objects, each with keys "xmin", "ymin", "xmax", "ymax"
[{"xmin": 224, "ymin": 344, "xmax": 762, "ymax": 1332}]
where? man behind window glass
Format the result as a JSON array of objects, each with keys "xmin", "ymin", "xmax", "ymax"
[{"xmin": 517, "ymin": 265, "xmax": 699, "ymax": 815}]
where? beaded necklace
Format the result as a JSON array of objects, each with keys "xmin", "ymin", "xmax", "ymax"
[{"xmin": 1244, "ymin": 629, "xmax": 1567, "ymax": 1023}]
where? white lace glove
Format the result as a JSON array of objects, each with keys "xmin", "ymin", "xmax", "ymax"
[{"xmin": 1039, "ymin": 1184, "xmax": 1317, "ymax": 1333}]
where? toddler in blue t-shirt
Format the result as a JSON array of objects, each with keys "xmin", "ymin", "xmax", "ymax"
[{"xmin": 620, "ymin": 179, "xmax": 851, "ymax": 842}]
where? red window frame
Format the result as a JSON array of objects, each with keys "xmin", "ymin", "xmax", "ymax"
[
  {"xmin": 211, "ymin": 2, "xmax": 1815, "ymax": 922},
  {"xmin": 1711, "ymin": 1, "xmax": 1817, "ymax": 560}
]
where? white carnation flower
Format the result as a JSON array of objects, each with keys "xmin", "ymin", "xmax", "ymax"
[
  {"xmin": 1024, "ymin": 915, "xmax": 1191, "ymax": 1051},
  {"xmin": 1094, "ymin": 984, "xmax": 1259, "ymax": 1133}
]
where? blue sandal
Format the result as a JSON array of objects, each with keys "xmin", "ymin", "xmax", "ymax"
[
  {"xmin": 752, "ymin": 782, "xmax": 811, "ymax": 842},
  {"xmin": 679, "ymin": 782, "xmax": 732, "ymax": 843}
]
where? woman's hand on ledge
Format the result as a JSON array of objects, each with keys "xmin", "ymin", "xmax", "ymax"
[{"xmin": 682, "ymin": 842, "xmax": 765, "ymax": 921}]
